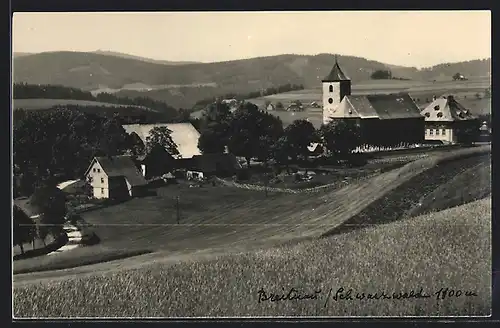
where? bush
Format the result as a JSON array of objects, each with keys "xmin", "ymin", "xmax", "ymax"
[
  {"xmin": 346, "ymin": 154, "xmax": 368, "ymax": 167},
  {"xmin": 80, "ymin": 232, "xmax": 100, "ymax": 246},
  {"xmin": 236, "ymin": 169, "xmax": 251, "ymax": 181}
]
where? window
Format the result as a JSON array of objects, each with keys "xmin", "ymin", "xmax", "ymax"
[
  {"xmin": 97, "ymin": 168, "xmax": 101, "ymax": 173},
  {"xmin": 437, "ymin": 112, "xmax": 443, "ymax": 118},
  {"xmin": 328, "ymin": 98, "xmax": 333, "ymax": 104},
  {"xmin": 101, "ymin": 188, "xmax": 104, "ymax": 194},
  {"xmin": 429, "ymin": 129, "xmax": 433, "ymax": 135},
  {"xmin": 442, "ymin": 129, "xmax": 446, "ymax": 135},
  {"xmin": 436, "ymin": 129, "xmax": 440, "ymax": 135},
  {"xmin": 92, "ymin": 168, "xmax": 96, "ymax": 173},
  {"xmin": 101, "ymin": 178, "xmax": 104, "ymax": 183},
  {"xmin": 425, "ymin": 129, "xmax": 427, "ymax": 135},
  {"xmin": 434, "ymin": 105, "xmax": 440, "ymax": 111},
  {"xmin": 329, "ymin": 85, "xmax": 333, "ymax": 92}
]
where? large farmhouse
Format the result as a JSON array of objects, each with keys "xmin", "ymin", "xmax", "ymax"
[
  {"xmin": 322, "ymin": 57, "xmax": 425, "ymax": 146},
  {"xmin": 420, "ymin": 95, "xmax": 478, "ymax": 144},
  {"xmin": 84, "ymin": 155, "xmax": 147, "ymax": 199}
]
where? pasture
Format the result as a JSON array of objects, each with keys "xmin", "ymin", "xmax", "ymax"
[
  {"xmin": 13, "ymin": 196, "xmax": 491, "ymax": 317},
  {"xmin": 12, "ymin": 99, "xmax": 157, "ymax": 112}
]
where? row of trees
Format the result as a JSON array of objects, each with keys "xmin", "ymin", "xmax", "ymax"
[
  {"xmin": 197, "ymin": 101, "xmax": 362, "ymax": 169},
  {"xmin": 192, "ymin": 83, "xmax": 305, "ymax": 109}
]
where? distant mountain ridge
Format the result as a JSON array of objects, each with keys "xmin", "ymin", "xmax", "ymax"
[
  {"xmin": 13, "ymin": 51, "xmax": 490, "ymax": 108},
  {"xmin": 92, "ymin": 50, "xmax": 201, "ymax": 65}
]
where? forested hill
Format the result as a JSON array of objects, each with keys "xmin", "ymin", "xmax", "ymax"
[{"xmin": 13, "ymin": 51, "xmax": 490, "ymax": 108}]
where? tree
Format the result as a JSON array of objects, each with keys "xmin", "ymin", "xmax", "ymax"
[
  {"xmin": 228, "ymin": 102, "xmax": 283, "ymax": 167},
  {"xmin": 201, "ymin": 101, "xmax": 232, "ymax": 128},
  {"xmin": 145, "ymin": 126, "xmax": 179, "ymax": 158},
  {"xmin": 126, "ymin": 132, "xmax": 146, "ymax": 159},
  {"xmin": 283, "ymin": 119, "xmax": 319, "ymax": 163},
  {"xmin": 455, "ymin": 120, "xmax": 481, "ymax": 145},
  {"xmin": 30, "ymin": 184, "xmax": 67, "ymax": 237},
  {"xmin": 198, "ymin": 101, "xmax": 232, "ymax": 154},
  {"xmin": 371, "ymin": 70, "xmax": 392, "ymax": 80},
  {"xmin": 453, "ymin": 72, "xmax": 463, "ymax": 81},
  {"xmin": 272, "ymin": 135, "xmax": 292, "ymax": 173},
  {"xmin": 13, "ymin": 206, "xmax": 36, "ymax": 255},
  {"xmin": 319, "ymin": 119, "xmax": 362, "ymax": 159},
  {"xmin": 198, "ymin": 122, "xmax": 230, "ymax": 154}
]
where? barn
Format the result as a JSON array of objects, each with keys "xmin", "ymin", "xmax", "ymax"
[{"xmin": 322, "ymin": 57, "xmax": 425, "ymax": 146}]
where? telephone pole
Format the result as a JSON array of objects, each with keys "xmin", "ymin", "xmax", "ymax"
[
  {"xmin": 264, "ymin": 173, "xmax": 268, "ymax": 198},
  {"xmin": 175, "ymin": 195, "xmax": 180, "ymax": 224}
]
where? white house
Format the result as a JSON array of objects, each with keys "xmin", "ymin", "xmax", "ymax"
[{"xmin": 84, "ymin": 155, "xmax": 147, "ymax": 199}]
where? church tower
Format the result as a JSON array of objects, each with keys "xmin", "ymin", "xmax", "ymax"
[{"xmin": 322, "ymin": 55, "xmax": 351, "ymax": 124}]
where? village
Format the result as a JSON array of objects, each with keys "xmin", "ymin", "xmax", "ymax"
[
  {"xmin": 11, "ymin": 10, "xmax": 492, "ymax": 319},
  {"xmin": 13, "ymin": 57, "xmax": 491, "ymax": 258}
]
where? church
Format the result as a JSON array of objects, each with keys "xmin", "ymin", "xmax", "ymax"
[{"xmin": 321, "ymin": 57, "xmax": 425, "ymax": 147}]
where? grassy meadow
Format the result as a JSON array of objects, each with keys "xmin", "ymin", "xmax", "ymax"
[
  {"xmin": 12, "ymin": 98, "xmax": 157, "ymax": 111},
  {"xmin": 13, "ymin": 196, "xmax": 491, "ymax": 317}
]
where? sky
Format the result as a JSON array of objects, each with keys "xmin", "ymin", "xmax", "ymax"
[{"xmin": 12, "ymin": 11, "xmax": 491, "ymax": 68}]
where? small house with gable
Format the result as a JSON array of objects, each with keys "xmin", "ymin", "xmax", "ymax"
[{"xmin": 84, "ymin": 155, "xmax": 147, "ymax": 199}]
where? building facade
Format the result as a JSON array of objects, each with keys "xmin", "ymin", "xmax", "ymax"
[{"xmin": 420, "ymin": 95, "xmax": 478, "ymax": 144}]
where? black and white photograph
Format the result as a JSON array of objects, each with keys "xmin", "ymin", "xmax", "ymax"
[{"xmin": 11, "ymin": 10, "xmax": 491, "ymax": 318}]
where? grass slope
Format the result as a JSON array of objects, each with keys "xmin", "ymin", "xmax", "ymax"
[
  {"xmin": 13, "ymin": 197, "xmax": 491, "ymax": 317},
  {"xmin": 322, "ymin": 152, "xmax": 490, "ymax": 237},
  {"xmin": 13, "ymin": 247, "xmax": 152, "ymax": 275},
  {"xmin": 12, "ymin": 98, "xmax": 158, "ymax": 112},
  {"xmin": 408, "ymin": 160, "xmax": 491, "ymax": 217},
  {"xmin": 14, "ymin": 52, "xmax": 490, "ymax": 108}
]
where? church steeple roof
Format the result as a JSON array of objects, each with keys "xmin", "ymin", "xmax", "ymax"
[{"xmin": 322, "ymin": 55, "xmax": 350, "ymax": 82}]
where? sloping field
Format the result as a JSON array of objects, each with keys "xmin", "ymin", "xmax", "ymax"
[
  {"xmin": 13, "ymin": 99, "xmax": 157, "ymax": 112},
  {"xmin": 13, "ymin": 145, "xmax": 490, "ymax": 281},
  {"xmin": 322, "ymin": 151, "xmax": 491, "ymax": 237},
  {"xmin": 408, "ymin": 160, "xmax": 491, "ymax": 217},
  {"xmin": 13, "ymin": 196, "xmax": 491, "ymax": 317}
]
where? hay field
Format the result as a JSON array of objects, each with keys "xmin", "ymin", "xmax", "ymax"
[{"xmin": 13, "ymin": 195, "xmax": 491, "ymax": 317}]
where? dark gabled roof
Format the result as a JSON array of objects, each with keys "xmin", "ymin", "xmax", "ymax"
[
  {"xmin": 366, "ymin": 93, "xmax": 423, "ymax": 120},
  {"xmin": 341, "ymin": 93, "xmax": 422, "ymax": 120},
  {"xmin": 322, "ymin": 56, "xmax": 350, "ymax": 82},
  {"xmin": 86, "ymin": 155, "xmax": 147, "ymax": 187}
]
